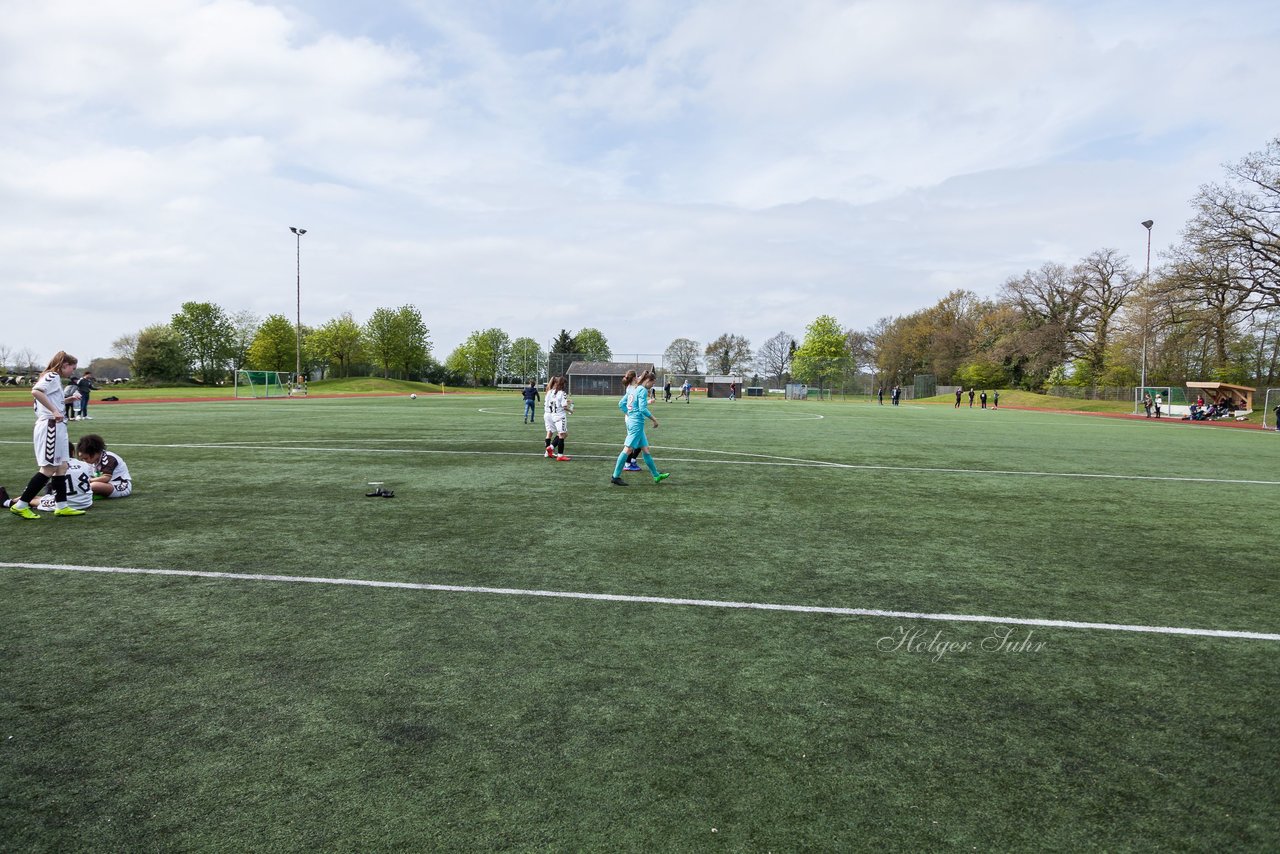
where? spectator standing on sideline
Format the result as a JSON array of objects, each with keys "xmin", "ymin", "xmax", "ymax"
[
  {"xmin": 521, "ymin": 380, "xmax": 540, "ymax": 424},
  {"xmin": 63, "ymin": 383, "xmax": 81, "ymax": 421},
  {"xmin": 75, "ymin": 371, "xmax": 99, "ymax": 420},
  {"xmin": 1142, "ymin": 392, "xmax": 1153, "ymax": 417},
  {"xmin": 980, "ymin": 390, "xmax": 988, "ymax": 409},
  {"xmin": 954, "ymin": 387, "xmax": 963, "ymax": 408},
  {"xmin": 1274, "ymin": 403, "xmax": 1280, "ymax": 431},
  {"xmin": 891, "ymin": 385, "xmax": 901, "ymax": 406},
  {"xmin": 993, "ymin": 391, "xmax": 1000, "ymax": 410},
  {"xmin": 877, "ymin": 387, "xmax": 884, "ymax": 405},
  {"xmin": 1154, "ymin": 393, "xmax": 1163, "ymax": 419},
  {"xmin": 968, "ymin": 388, "xmax": 975, "ymax": 408}
]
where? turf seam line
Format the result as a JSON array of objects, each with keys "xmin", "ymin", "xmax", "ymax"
[
  {"xmin": 3, "ymin": 562, "xmax": 1277, "ymax": 642},
  {"xmin": 2, "ymin": 439, "xmax": 1274, "ymax": 484}
]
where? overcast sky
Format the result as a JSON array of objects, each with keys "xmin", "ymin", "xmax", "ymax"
[{"xmin": 2, "ymin": 0, "xmax": 1278, "ymax": 367}]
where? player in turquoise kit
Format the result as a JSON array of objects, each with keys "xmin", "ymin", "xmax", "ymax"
[{"xmin": 610, "ymin": 369, "xmax": 669, "ymax": 487}]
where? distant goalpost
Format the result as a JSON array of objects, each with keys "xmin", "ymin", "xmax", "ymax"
[
  {"xmin": 1133, "ymin": 386, "xmax": 1185, "ymax": 415},
  {"xmin": 234, "ymin": 370, "xmax": 292, "ymax": 398},
  {"xmin": 1264, "ymin": 388, "xmax": 1280, "ymax": 430}
]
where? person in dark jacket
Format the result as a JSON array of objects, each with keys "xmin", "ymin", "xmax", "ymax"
[
  {"xmin": 75, "ymin": 371, "xmax": 100, "ymax": 420},
  {"xmin": 522, "ymin": 381, "xmax": 541, "ymax": 424}
]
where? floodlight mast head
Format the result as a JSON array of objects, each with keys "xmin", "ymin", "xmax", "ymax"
[
  {"xmin": 290, "ymin": 226, "xmax": 307, "ymax": 235},
  {"xmin": 1141, "ymin": 220, "xmax": 1153, "ymax": 230}
]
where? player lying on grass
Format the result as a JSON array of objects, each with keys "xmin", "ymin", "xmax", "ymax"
[
  {"xmin": 610, "ymin": 369, "xmax": 669, "ymax": 487},
  {"xmin": 76, "ymin": 434, "xmax": 133, "ymax": 499}
]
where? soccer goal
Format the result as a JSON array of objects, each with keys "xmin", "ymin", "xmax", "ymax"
[
  {"xmin": 1264, "ymin": 388, "xmax": 1280, "ymax": 430},
  {"xmin": 234, "ymin": 370, "xmax": 291, "ymax": 398},
  {"xmin": 1133, "ymin": 386, "xmax": 1185, "ymax": 415}
]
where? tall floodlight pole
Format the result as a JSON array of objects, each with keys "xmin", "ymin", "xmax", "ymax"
[
  {"xmin": 1140, "ymin": 220, "xmax": 1153, "ymax": 390},
  {"xmin": 290, "ymin": 227, "xmax": 307, "ymax": 386}
]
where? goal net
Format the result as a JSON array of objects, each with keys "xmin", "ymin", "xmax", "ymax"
[
  {"xmin": 235, "ymin": 370, "xmax": 291, "ymax": 398},
  {"xmin": 1133, "ymin": 386, "xmax": 1186, "ymax": 416},
  {"xmin": 1264, "ymin": 388, "xmax": 1280, "ymax": 430}
]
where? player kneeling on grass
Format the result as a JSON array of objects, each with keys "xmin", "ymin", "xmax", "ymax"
[
  {"xmin": 610, "ymin": 369, "xmax": 669, "ymax": 487},
  {"xmin": 76, "ymin": 434, "xmax": 133, "ymax": 499}
]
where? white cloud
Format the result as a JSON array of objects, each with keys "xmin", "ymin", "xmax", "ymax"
[{"xmin": 0, "ymin": 0, "xmax": 1277, "ymax": 365}]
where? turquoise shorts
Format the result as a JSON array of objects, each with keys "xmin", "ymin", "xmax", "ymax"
[{"xmin": 625, "ymin": 419, "xmax": 647, "ymax": 449}]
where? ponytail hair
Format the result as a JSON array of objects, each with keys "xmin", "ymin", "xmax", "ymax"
[
  {"xmin": 621, "ymin": 370, "xmax": 637, "ymax": 387},
  {"xmin": 44, "ymin": 351, "xmax": 78, "ymax": 373},
  {"xmin": 638, "ymin": 369, "xmax": 656, "ymax": 384}
]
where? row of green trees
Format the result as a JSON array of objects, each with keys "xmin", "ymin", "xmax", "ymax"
[
  {"xmin": 112, "ymin": 304, "xmax": 432, "ymax": 383},
  {"xmin": 53, "ymin": 137, "xmax": 1279, "ymax": 392},
  {"xmin": 863, "ymin": 139, "xmax": 1280, "ymax": 389},
  {"xmin": 656, "ymin": 140, "xmax": 1280, "ymax": 393},
  {"xmin": 444, "ymin": 328, "xmax": 612, "ymax": 387}
]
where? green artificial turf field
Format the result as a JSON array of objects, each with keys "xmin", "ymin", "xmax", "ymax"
[{"xmin": 2, "ymin": 394, "xmax": 1278, "ymax": 850}]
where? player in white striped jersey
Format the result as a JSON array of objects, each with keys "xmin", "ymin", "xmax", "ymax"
[
  {"xmin": 542, "ymin": 375, "xmax": 572, "ymax": 461},
  {"xmin": 76, "ymin": 434, "xmax": 134, "ymax": 499},
  {"xmin": 36, "ymin": 442, "xmax": 95, "ymax": 512},
  {"xmin": 8, "ymin": 350, "xmax": 85, "ymax": 519}
]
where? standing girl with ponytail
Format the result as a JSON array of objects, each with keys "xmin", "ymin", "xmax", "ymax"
[{"xmin": 9, "ymin": 351, "xmax": 86, "ymax": 519}]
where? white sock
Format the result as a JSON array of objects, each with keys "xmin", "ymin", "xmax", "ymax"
[{"xmin": 14, "ymin": 500, "xmax": 29, "ymax": 510}]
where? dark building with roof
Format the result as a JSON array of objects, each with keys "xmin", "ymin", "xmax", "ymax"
[{"xmin": 566, "ymin": 361, "xmax": 655, "ymax": 396}]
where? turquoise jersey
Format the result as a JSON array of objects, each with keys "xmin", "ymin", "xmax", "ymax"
[{"xmin": 630, "ymin": 386, "xmax": 652, "ymax": 422}]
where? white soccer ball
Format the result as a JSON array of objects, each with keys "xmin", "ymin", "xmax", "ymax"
[{"xmin": 410, "ymin": 393, "xmax": 418, "ymax": 400}]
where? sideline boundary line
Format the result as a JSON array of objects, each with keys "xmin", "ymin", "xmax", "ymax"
[{"xmin": 2, "ymin": 562, "xmax": 1277, "ymax": 642}]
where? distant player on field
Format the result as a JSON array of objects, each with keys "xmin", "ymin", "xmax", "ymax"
[{"xmin": 521, "ymin": 380, "xmax": 540, "ymax": 424}]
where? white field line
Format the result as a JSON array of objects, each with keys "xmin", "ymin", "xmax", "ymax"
[
  {"xmin": 2, "ymin": 562, "xmax": 1276, "ymax": 642},
  {"xmin": 475, "ymin": 406, "xmax": 825, "ymax": 421},
  {"xmin": 3, "ymin": 438, "xmax": 1274, "ymax": 485}
]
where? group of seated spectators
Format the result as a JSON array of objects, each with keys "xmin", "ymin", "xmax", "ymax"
[{"xmin": 1183, "ymin": 396, "xmax": 1241, "ymax": 421}]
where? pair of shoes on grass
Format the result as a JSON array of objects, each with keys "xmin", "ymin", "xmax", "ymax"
[
  {"xmin": 623, "ymin": 463, "xmax": 642, "ymax": 471},
  {"xmin": 8, "ymin": 504, "xmax": 85, "ymax": 519},
  {"xmin": 611, "ymin": 473, "xmax": 669, "ymax": 486},
  {"xmin": 364, "ymin": 488, "xmax": 395, "ymax": 498}
]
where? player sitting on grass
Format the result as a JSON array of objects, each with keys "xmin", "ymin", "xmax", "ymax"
[
  {"xmin": 31, "ymin": 440, "xmax": 95, "ymax": 513},
  {"xmin": 76, "ymin": 434, "xmax": 133, "ymax": 499}
]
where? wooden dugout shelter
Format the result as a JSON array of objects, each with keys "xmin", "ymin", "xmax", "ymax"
[
  {"xmin": 704, "ymin": 375, "xmax": 744, "ymax": 398},
  {"xmin": 565, "ymin": 361, "xmax": 655, "ymax": 396},
  {"xmin": 1185, "ymin": 382, "xmax": 1255, "ymax": 411}
]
